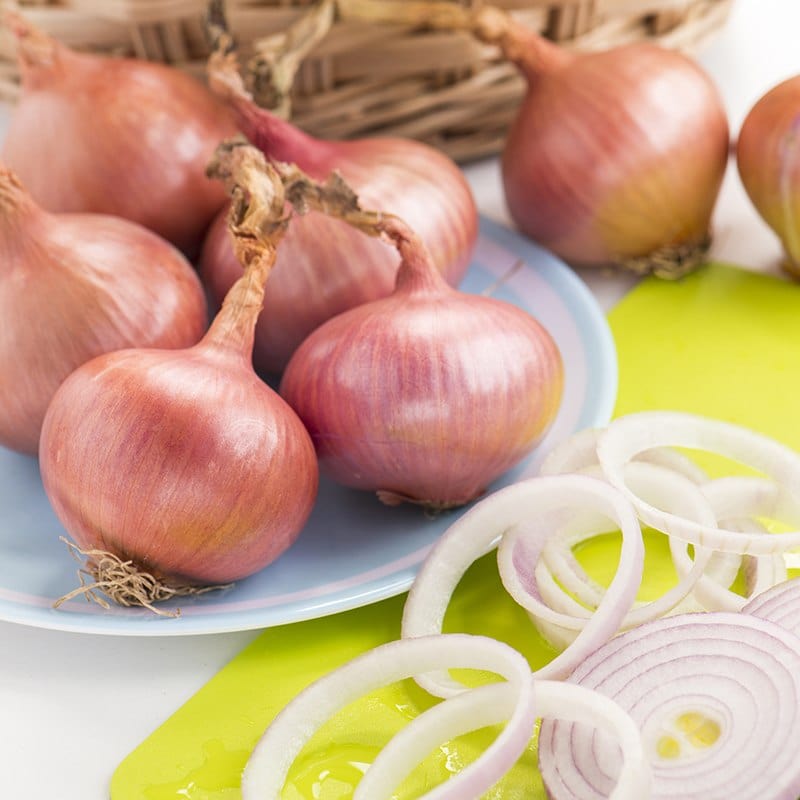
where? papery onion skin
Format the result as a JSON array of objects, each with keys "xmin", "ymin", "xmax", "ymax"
[
  {"xmin": 502, "ymin": 41, "xmax": 729, "ymax": 268},
  {"xmin": 0, "ymin": 167, "xmax": 208, "ymax": 455},
  {"xmin": 737, "ymin": 76, "xmax": 800, "ymax": 276},
  {"xmin": 2, "ymin": 14, "xmax": 237, "ymax": 256},
  {"xmin": 279, "ymin": 235, "xmax": 563, "ymax": 509},
  {"xmin": 39, "ymin": 344, "xmax": 318, "ymax": 585},
  {"xmin": 201, "ymin": 61, "xmax": 478, "ymax": 374}
]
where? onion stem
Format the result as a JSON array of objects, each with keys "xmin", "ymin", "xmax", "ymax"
[{"xmin": 203, "ymin": 139, "xmax": 290, "ymax": 359}]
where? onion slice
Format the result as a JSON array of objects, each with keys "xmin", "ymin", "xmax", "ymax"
[
  {"xmin": 240, "ymin": 634, "xmax": 536, "ymax": 800},
  {"xmin": 362, "ymin": 679, "xmax": 649, "ymax": 800},
  {"xmin": 539, "ymin": 612, "xmax": 800, "ymax": 800},
  {"xmin": 402, "ymin": 474, "xmax": 644, "ymax": 694},
  {"xmin": 597, "ymin": 411, "xmax": 800, "ymax": 554},
  {"xmin": 743, "ymin": 576, "xmax": 800, "ymax": 637}
]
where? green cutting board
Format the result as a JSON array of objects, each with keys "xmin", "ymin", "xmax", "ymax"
[{"xmin": 111, "ymin": 262, "xmax": 800, "ymax": 800}]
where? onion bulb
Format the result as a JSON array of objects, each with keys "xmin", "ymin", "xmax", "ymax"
[
  {"xmin": 737, "ymin": 76, "xmax": 800, "ymax": 278},
  {"xmin": 2, "ymin": 11, "xmax": 237, "ymax": 256},
  {"xmin": 275, "ymin": 161, "xmax": 563, "ymax": 509},
  {"xmin": 200, "ymin": 52, "xmax": 478, "ymax": 374},
  {"xmin": 0, "ymin": 164, "xmax": 207, "ymax": 455},
  {"xmin": 339, "ymin": 1, "xmax": 730, "ymax": 277},
  {"xmin": 40, "ymin": 143, "xmax": 318, "ymax": 612}
]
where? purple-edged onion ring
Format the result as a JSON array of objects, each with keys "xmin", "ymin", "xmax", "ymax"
[
  {"xmin": 743, "ymin": 576, "xmax": 800, "ymax": 637},
  {"xmin": 539, "ymin": 612, "xmax": 800, "ymax": 800}
]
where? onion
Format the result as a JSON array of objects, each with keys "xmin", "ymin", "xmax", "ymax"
[
  {"xmin": 596, "ymin": 411, "xmax": 800, "ymax": 555},
  {"xmin": 273, "ymin": 163, "xmax": 562, "ymax": 509},
  {"xmin": 539, "ymin": 612, "xmax": 800, "ymax": 800},
  {"xmin": 2, "ymin": 11, "xmax": 237, "ymax": 256},
  {"xmin": 737, "ymin": 76, "xmax": 800, "ymax": 278},
  {"xmin": 0, "ymin": 164, "xmax": 207, "ymax": 455},
  {"xmin": 339, "ymin": 1, "xmax": 729, "ymax": 276},
  {"xmin": 401, "ymin": 473, "xmax": 644, "ymax": 696},
  {"xmin": 200, "ymin": 52, "xmax": 478, "ymax": 374},
  {"xmin": 40, "ymin": 143, "xmax": 318, "ymax": 612},
  {"xmin": 743, "ymin": 577, "xmax": 800, "ymax": 637},
  {"xmin": 240, "ymin": 633, "xmax": 537, "ymax": 800}
]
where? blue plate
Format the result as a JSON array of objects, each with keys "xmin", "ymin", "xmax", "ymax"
[{"xmin": 0, "ymin": 218, "xmax": 617, "ymax": 635}]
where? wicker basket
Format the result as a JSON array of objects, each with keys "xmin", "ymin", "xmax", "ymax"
[{"xmin": 0, "ymin": 0, "xmax": 734, "ymax": 162}]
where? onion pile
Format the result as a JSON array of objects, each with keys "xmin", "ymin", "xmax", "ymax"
[
  {"xmin": 40, "ymin": 143, "xmax": 318, "ymax": 613},
  {"xmin": 339, "ymin": 0, "xmax": 730, "ymax": 277},
  {"xmin": 200, "ymin": 52, "xmax": 478, "ymax": 373},
  {"xmin": 2, "ymin": 11, "xmax": 237, "ymax": 256},
  {"xmin": 0, "ymin": 164, "xmax": 207, "ymax": 455},
  {"xmin": 274, "ymin": 161, "xmax": 563, "ymax": 509},
  {"xmin": 242, "ymin": 410, "xmax": 800, "ymax": 798},
  {"xmin": 737, "ymin": 76, "xmax": 800, "ymax": 278}
]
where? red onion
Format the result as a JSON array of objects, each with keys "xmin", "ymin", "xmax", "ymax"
[
  {"xmin": 0, "ymin": 164, "xmax": 207, "ymax": 455},
  {"xmin": 737, "ymin": 76, "xmax": 800, "ymax": 277},
  {"xmin": 2, "ymin": 11, "xmax": 237, "ymax": 256},
  {"xmin": 539, "ymin": 612, "xmax": 800, "ymax": 800},
  {"xmin": 241, "ymin": 633, "xmax": 537, "ymax": 800},
  {"xmin": 339, "ymin": 1, "xmax": 729, "ymax": 276},
  {"xmin": 40, "ymin": 144, "xmax": 318, "ymax": 611},
  {"xmin": 275, "ymin": 165, "xmax": 562, "ymax": 509},
  {"xmin": 743, "ymin": 576, "xmax": 800, "ymax": 636},
  {"xmin": 200, "ymin": 53, "xmax": 478, "ymax": 374}
]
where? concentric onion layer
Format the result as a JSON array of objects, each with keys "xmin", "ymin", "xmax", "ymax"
[
  {"xmin": 743, "ymin": 576, "xmax": 800, "ymax": 637},
  {"xmin": 539, "ymin": 612, "xmax": 800, "ymax": 800}
]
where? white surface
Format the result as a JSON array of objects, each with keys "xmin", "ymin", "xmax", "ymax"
[{"xmin": 0, "ymin": 1, "xmax": 797, "ymax": 797}]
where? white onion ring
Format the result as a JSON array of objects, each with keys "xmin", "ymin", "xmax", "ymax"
[
  {"xmin": 240, "ymin": 634, "xmax": 535, "ymax": 800},
  {"xmin": 538, "ymin": 612, "xmax": 800, "ymax": 800},
  {"xmin": 597, "ymin": 411, "xmax": 800, "ymax": 554},
  {"xmin": 363, "ymin": 679, "xmax": 649, "ymax": 800},
  {"xmin": 501, "ymin": 463, "xmax": 715, "ymax": 651},
  {"xmin": 743, "ymin": 577, "xmax": 800, "ymax": 637},
  {"xmin": 402, "ymin": 475, "xmax": 644, "ymax": 693}
]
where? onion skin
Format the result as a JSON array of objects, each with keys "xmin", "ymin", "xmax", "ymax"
[
  {"xmin": 39, "ymin": 344, "xmax": 318, "ymax": 584},
  {"xmin": 502, "ymin": 39, "xmax": 730, "ymax": 268},
  {"xmin": 279, "ymin": 211, "xmax": 562, "ymax": 509},
  {"xmin": 737, "ymin": 76, "xmax": 800, "ymax": 276},
  {"xmin": 2, "ymin": 13, "xmax": 237, "ymax": 256},
  {"xmin": 0, "ymin": 167, "xmax": 208, "ymax": 455},
  {"xmin": 201, "ymin": 59, "xmax": 478, "ymax": 374}
]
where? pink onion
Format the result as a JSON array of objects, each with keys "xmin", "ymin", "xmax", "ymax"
[
  {"xmin": 539, "ymin": 612, "xmax": 800, "ymax": 800},
  {"xmin": 275, "ymin": 165, "xmax": 562, "ymax": 509},
  {"xmin": 737, "ymin": 76, "xmax": 800, "ymax": 277},
  {"xmin": 200, "ymin": 53, "xmax": 478, "ymax": 374},
  {"xmin": 2, "ymin": 11, "xmax": 237, "ymax": 256},
  {"xmin": 339, "ymin": 1, "xmax": 729, "ymax": 276},
  {"xmin": 0, "ymin": 164, "xmax": 207, "ymax": 455},
  {"xmin": 40, "ymin": 144, "xmax": 318, "ymax": 610}
]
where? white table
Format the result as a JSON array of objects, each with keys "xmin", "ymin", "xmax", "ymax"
[{"xmin": 1, "ymin": 1, "xmax": 797, "ymax": 796}]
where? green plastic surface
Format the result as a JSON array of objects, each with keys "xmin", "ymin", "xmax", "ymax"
[{"xmin": 111, "ymin": 263, "xmax": 800, "ymax": 799}]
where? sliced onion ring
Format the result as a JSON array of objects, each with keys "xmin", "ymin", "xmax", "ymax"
[
  {"xmin": 597, "ymin": 411, "xmax": 800, "ymax": 555},
  {"xmin": 500, "ymin": 463, "xmax": 714, "ymax": 653},
  {"xmin": 539, "ymin": 612, "xmax": 800, "ymax": 800},
  {"xmin": 361, "ymin": 679, "xmax": 649, "ymax": 800},
  {"xmin": 402, "ymin": 474, "xmax": 644, "ymax": 694},
  {"xmin": 240, "ymin": 633, "xmax": 535, "ymax": 800}
]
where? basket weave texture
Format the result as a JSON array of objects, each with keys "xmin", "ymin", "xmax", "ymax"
[{"xmin": 0, "ymin": 0, "xmax": 733, "ymax": 162}]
